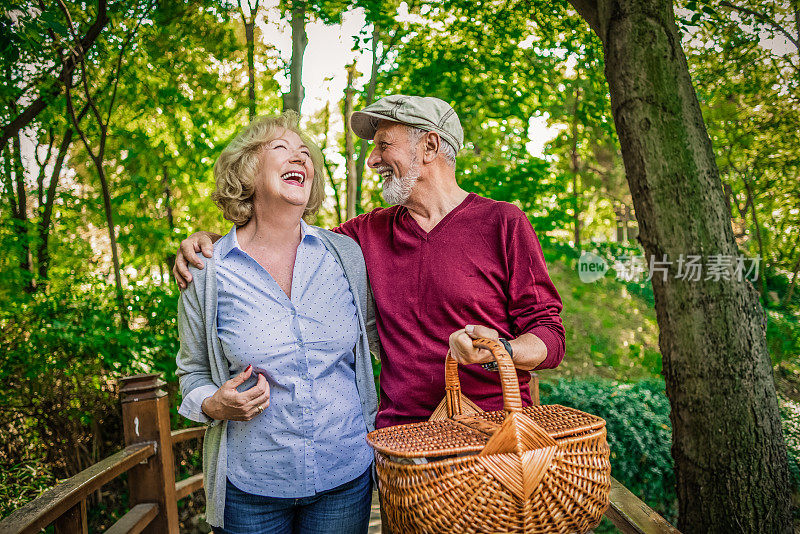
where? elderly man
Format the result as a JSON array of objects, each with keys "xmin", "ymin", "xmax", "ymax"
[{"xmin": 173, "ymin": 95, "xmax": 565, "ymax": 429}]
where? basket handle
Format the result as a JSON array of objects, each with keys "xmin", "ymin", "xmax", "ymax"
[{"xmin": 445, "ymin": 337, "xmax": 523, "ymax": 418}]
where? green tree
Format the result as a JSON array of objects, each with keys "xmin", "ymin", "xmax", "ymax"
[
  {"xmin": 568, "ymin": 0, "xmax": 793, "ymax": 531},
  {"xmin": 678, "ymin": 0, "xmax": 800, "ymax": 306}
]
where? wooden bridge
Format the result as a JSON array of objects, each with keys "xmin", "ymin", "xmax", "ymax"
[{"xmin": 0, "ymin": 374, "xmax": 680, "ymax": 534}]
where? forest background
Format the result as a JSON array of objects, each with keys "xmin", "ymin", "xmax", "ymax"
[{"xmin": 1, "ymin": 0, "xmax": 799, "ymax": 531}]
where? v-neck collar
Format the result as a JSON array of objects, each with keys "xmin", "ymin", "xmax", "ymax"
[
  {"xmin": 400, "ymin": 192, "xmax": 476, "ymax": 240},
  {"xmin": 221, "ymin": 220, "xmax": 321, "ymax": 303}
]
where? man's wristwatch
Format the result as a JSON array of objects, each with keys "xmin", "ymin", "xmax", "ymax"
[{"xmin": 481, "ymin": 337, "xmax": 513, "ymax": 372}]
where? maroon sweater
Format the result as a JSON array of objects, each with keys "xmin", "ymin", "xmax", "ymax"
[{"xmin": 334, "ymin": 193, "xmax": 565, "ymax": 429}]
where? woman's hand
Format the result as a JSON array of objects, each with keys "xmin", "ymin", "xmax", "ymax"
[
  {"xmin": 201, "ymin": 365, "xmax": 271, "ymax": 421},
  {"xmin": 173, "ymin": 231, "xmax": 221, "ymax": 289},
  {"xmin": 448, "ymin": 324, "xmax": 500, "ymax": 365}
]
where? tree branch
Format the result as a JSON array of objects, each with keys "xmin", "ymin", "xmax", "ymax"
[
  {"xmin": 1, "ymin": 141, "xmax": 20, "ymax": 218},
  {"xmin": 719, "ymin": 1, "xmax": 800, "ymax": 52},
  {"xmin": 35, "ymin": 128, "xmax": 55, "ymax": 207},
  {"xmin": 0, "ymin": 0, "xmax": 108, "ymax": 149},
  {"xmin": 56, "ymin": 0, "xmax": 104, "ymax": 137},
  {"xmin": 566, "ymin": 0, "xmax": 601, "ymax": 39},
  {"xmin": 103, "ymin": 1, "xmax": 154, "ymax": 132}
]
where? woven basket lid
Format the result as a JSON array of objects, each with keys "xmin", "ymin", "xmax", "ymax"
[{"xmin": 367, "ymin": 404, "xmax": 605, "ymax": 459}]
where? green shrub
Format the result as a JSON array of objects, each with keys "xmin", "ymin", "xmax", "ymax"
[
  {"xmin": 0, "ymin": 278, "xmax": 182, "ymax": 524},
  {"xmin": 541, "ymin": 378, "xmax": 800, "ymax": 526},
  {"xmin": 766, "ymin": 310, "xmax": 800, "ymax": 367},
  {"xmin": 540, "ymin": 378, "xmax": 677, "ymax": 523},
  {"xmin": 0, "ymin": 456, "xmax": 56, "ymax": 520},
  {"xmin": 780, "ymin": 396, "xmax": 800, "ymax": 518}
]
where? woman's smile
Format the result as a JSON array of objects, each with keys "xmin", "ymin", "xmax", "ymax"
[{"xmin": 281, "ymin": 170, "xmax": 305, "ymax": 186}]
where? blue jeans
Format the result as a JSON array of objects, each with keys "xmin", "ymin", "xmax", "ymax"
[{"xmin": 213, "ymin": 468, "xmax": 372, "ymax": 534}]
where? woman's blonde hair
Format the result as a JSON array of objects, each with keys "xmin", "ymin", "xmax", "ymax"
[{"xmin": 212, "ymin": 111, "xmax": 325, "ymax": 225}]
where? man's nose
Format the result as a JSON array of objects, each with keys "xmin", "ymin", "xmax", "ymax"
[{"xmin": 367, "ymin": 146, "xmax": 380, "ymax": 168}]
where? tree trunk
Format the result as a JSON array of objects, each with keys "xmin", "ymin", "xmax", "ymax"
[
  {"xmin": 239, "ymin": 0, "xmax": 259, "ymax": 121},
  {"xmin": 355, "ymin": 26, "xmax": 382, "ymax": 211},
  {"xmin": 244, "ymin": 19, "xmax": 256, "ymax": 120},
  {"xmin": 95, "ymin": 162, "xmax": 126, "ymax": 324},
  {"xmin": 11, "ymin": 132, "xmax": 34, "ymax": 291},
  {"xmin": 344, "ymin": 62, "xmax": 357, "ymax": 220},
  {"xmin": 283, "ymin": 3, "xmax": 307, "ymax": 113},
  {"xmin": 65, "ymin": 85, "xmax": 127, "ymax": 326},
  {"xmin": 570, "ymin": 84, "xmax": 582, "ymax": 249},
  {"xmin": 38, "ymin": 126, "xmax": 73, "ymax": 283},
  {"xmin": 162, "ymin": 165, "xmax": 176, "ymax": 273},
  {"xmin": 567, "ymin": 1, "xmax": 792, "ymax": 532},
  {"xmin": 320, "ymin": 102, "xmax": 343, "ymax": 225},
  {"xmin": 741, "ymin": 173, "xmax": 765, "ymax": 298}
]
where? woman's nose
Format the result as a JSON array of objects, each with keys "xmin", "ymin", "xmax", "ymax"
[{"xmin": 290, "ymin": 148, "xmax": 307, "ymax": 163}]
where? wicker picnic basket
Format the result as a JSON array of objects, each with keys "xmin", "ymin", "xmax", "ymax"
[{"xmin": 366, "ymin": 338, "xmax": 611, "ymax": 533}]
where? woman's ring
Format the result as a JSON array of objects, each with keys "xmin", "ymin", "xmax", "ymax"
[{"xmin": 257, "ymin": 405, "xmax": 264, "ymax": 414}]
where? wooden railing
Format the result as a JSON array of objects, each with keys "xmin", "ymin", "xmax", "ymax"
[
  {"xmin": 607, "ymin": 478, "xmax": 681, "ymax": 534},
  {"xmin": 0, "ymin": 373, "xmax": 680, "ymax": 533},
  {"xmin": 0, "ymin": 374, "xmax": 205, "ymax": 534}
]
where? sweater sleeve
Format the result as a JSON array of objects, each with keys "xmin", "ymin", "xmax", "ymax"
[
  {"xmin": 505, "ymin": 211, "xmax": 566, "ymax": 369},
  {"xmin": 330, "ymin": 213, "xmax": 363, "ymax": 242}
]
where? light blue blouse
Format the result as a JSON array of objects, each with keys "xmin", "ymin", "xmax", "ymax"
[{"xmin": 181, "ymin": 222, "xmax": 373, "ymax": 498}]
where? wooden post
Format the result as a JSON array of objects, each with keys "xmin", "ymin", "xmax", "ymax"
[
  {"xmin": 53, "ymin": 500, "xmax": 87, "ymax": 534},
  {"xmin": 120, "ymin": 374, "xmax": 179, "ymax": 534}
]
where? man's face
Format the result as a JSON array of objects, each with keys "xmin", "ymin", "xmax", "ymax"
[{"xmin": 367, "ymin": 121, "xmax": 421, "ymax": 205}]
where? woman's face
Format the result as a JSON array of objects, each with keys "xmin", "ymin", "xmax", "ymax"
[{"xmin": 255, "ymin": 129, "xmax": 315, "ymax": 210}]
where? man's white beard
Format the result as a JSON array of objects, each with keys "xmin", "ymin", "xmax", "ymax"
[{"xmin": 381, "ymin": 160, "xmax": 419, "ymax": 206}]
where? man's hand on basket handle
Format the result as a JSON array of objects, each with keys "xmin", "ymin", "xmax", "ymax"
[
  {"xmin": 449, "ymin": 325, "xmax": 548, "ymax": 371},
  {"xmin": 173, "ymin": 231, "xmax": 222, "ymax": 289}
]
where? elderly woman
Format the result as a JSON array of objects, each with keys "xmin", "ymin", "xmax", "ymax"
[{"xmin": 176, "ymin": 112, "xmax": 378, "ymax": 534}]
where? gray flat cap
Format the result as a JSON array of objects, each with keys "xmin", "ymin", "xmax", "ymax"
[{"xmin": 350, "ymin": 94, "xmax": 464, "ymax": 152}]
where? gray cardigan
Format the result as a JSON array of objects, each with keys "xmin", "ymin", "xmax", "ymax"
[{"xmin": 176, "ymin": 227, "xmax": 380, "ymax": 528}]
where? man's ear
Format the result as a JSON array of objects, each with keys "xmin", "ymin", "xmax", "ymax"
[{"xmin": 422, "ymin": 131, "xmax": 441, "ymax": 164}]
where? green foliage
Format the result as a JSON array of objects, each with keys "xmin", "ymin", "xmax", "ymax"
[
  {"xmin": 2, "ymin": 0, "xmax": 799, "ymax": 526},
  {"xmin": 540, "ymin": 378, "xmax": 677, "ymax": 522},
  {"xmin": 766, "ymin": 310, "xmax": 800, "ymax": 367},
  {"xmin": 541, "ymin": 380, "xmax": 800, "ymax": 525},
  {"xmin": 0, "ymin": 280, "xmax": 179, "ymax": 382},
  {"xmin": 0, "ymin": 280, "xmax": 181, "ymax": 522},
  {"xmin": 780, "ymin": 396, "xmax": 800, "ymax": 519},
  {"xmin": 0, "ymin": 458, "xmax": 56, "ymax": 520},
  {"xmin": 677, "ymin": 0, "xmax": 800, "ymax": 306},
  {"xmin": 780, "ymin": 397, "xmax": 800, "ymax": 492},
  {"xmin": 538, "ymin": 239, "xmax": 663, "ymax": 381}
]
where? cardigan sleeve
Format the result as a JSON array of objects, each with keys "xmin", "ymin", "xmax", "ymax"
[
  {"xmin": 366, "ymin": 284, "xmax": 382, "ymax": 361},
  {"xmin": 176, "ymin": 266, "xmax": 222, "ymax": 424}
]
